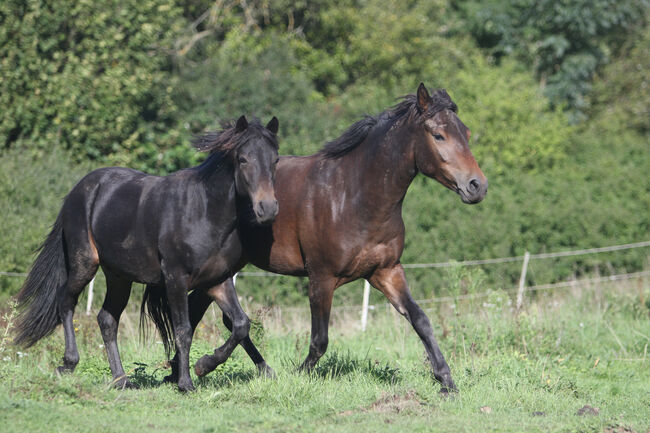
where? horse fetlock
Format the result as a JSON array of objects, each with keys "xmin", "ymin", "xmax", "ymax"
[
  {"xmin": 310, "ymin": 338, "xmax": 328, "ymax": 358},
  {"xmin": 211, "ymin": 348, "xmax": 229, "ymax": 365},
  {"xmin": 435, "ymin": 371, "xmax": 457, "ymax": 394},
  {"xmin": 59, "ymin": 353, "xmax": 80, "ymax": 372}
]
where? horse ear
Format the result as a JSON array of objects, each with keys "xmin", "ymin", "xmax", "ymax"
[
  {"xmin": 235, "ymin": 115, "xmax": 248, "ymax": 133},
  {"xmin": 416, "ymin": 82, "xmax": 430, "ymax": 111},
  {"xmin": 266, "ymin": 116, "xmax": 279, "ymax": 134}
]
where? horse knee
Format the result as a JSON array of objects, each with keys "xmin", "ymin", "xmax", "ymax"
[{"xmin": 231, "ymin": 316, "xmax": 250, "ymax": 341}]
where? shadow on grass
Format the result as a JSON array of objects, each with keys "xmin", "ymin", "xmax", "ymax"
[
  {"xmin": 197, "ymin": 369, "xmax": 257, "ymax": 388},
  {"xmin": 312, "ymin": 351, "xmax": 401, "ymax": 384},
  {"xmin": 126, "ymin": 360, "xmax": 259, "ymax": 390}
]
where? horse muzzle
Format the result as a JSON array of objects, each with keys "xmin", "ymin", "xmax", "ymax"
[
  {"xmin": 253, "ymin": 197, "xmax": 279, "ymax": 224},
  {"xmin": 458, "ymin": 176, "xmax": 488, "ymax": 204}
]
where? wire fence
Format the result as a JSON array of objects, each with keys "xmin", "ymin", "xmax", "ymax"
[{"xmin": 1, "ymin": 240, "xmax": 649, "ymax": 326}]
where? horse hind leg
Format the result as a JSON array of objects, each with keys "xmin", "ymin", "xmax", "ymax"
[
  {"xmin": 56, "ymin": 245, "xmax": 99, "ymax": 374},
  {"xmin": 97, "ymin": 268, "xmax": 135, "ymax": 389}
]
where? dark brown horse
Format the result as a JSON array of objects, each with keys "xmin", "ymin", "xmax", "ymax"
[
  {"xmin": 14, "ymin": 116, "xmax": 280, "ymax": 392},
  {"xmin": 165, "ymin": 83, "xmax": 487, "ymax": 393}
]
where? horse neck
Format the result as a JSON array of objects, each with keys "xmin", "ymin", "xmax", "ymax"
[
  {"xmin": 196, "ymin": 162, "xmax": 237, "ymax": 217},
  {"xmin": 338, "ymin": 121, "xmax": 417, "ymax": 217}
]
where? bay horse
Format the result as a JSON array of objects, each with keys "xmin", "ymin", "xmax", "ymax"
[
  {"xmin": 165, "ymin": 83, "xmax": 487, "ymax": 393},
  {"xmin": 14, "ymin": 116, "xmax": 280, "ymax": 392}
]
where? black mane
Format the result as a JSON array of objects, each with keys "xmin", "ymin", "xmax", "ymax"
[
  {"xmin": 319, "ymin": 89, "xmax": 458, "ymax": 159},
  {"xmin": 191, "ymin": 118, "xmax": 278, "ymax": 180}
]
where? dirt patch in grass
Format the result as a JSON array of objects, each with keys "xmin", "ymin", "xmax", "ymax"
[
  {"xmin": 576, "ymin": 405, "xmax": 599, "ymax": 416},
  {"xmin": 337, "ymin": 390, "xmax": 426, "ymax": 418},
  {"xmin": 603, "ymin": 426, "xmax": 639, "ymax": 433},
  {"xmin": 369, "ymin": 390, "xmax": 425, "ymax": 414}
]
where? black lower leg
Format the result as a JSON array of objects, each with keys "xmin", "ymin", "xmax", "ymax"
[
  {"xmin": 165, "ymin": 289, "xmax": 213, "ymax": 383},
  {"xmin": 404, "ymin": 297, "xmax": 456, "ymax": 392},
  {"xmin": 97, "ymin": 272, "xmax": 134, "ymax": 388},
  {"xmin": 223, "ymin": 314, "xmax": 275, "ymax": 377},
  {"xmin": 300, "ymin": 284, "xmax": 333, "ymax": 372}
]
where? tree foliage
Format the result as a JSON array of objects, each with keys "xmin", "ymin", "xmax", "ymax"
[
  {"xmin": 1, "ymin": 0, "xmax": 648, "ymax": 302},
  {"xmin": 458, "ymin": 0, "xmax": 649, "ymax": 119},
  {"xmin": 0, "ymin": 0, "xmax": 184, "ymax": 164}
]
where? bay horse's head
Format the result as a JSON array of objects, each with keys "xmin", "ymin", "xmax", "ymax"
[
  {"xmin": 193, "ymin": 115, "xmax": 280, "ymax": 224},
  {"xmin": 411, "ymin": 83, "xmax": 487, "ymax": 204}
]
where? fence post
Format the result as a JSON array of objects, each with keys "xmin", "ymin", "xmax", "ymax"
[
  {"xmin": 361, "ymin": 280, "xmax": 370, "ymax": 331},
  {"xmin": 85, "ymin": 276, "xmax": 95, "ymax": 315},
  {"xmin": 516, "ymin": 251, "xmax": 530, "ymax": 313}
]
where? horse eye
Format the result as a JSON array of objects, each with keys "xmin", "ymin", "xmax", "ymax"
[
  {"xmin": 238, "ymin": 156, "xmax": 248, "ymax": 164},
  {"xmin": 433, "ymin": 134, "xmax": 445, "ymax": 141}
]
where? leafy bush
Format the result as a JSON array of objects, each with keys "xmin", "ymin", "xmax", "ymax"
[{"xmin": 0, "ymin": 0, "xmax": 184, "ymax": 166}]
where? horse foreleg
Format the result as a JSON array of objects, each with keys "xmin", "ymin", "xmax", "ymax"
[
  {"xmin": 194, "ymin": 280, "xmax": 251, "ymax": 377},
  {"xmin": 162, "ymin": 269, "xmax": 195, "ymax": 392},
  {"xmin": 220, "ymin": 278, "xmax": 275, "ymax": 377},
  {"xmin": 165, "ymin": 288, "xmax": 212, "ymax": 383},
  {"xmin": 299, "ymin": 276, "xmax": 336, "ymax": 372},
  {"xmin": 369, "ymin": 265, "xmax": 457, "ymax": 394}
]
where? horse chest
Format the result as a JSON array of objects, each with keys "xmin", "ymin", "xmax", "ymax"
[{"xmin": 188, "ymin": 236, "xmax": 242, "ymax": 290}]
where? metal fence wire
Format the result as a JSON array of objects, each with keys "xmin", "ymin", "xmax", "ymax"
[{"xmin": 1, "ymin": 240, "xmax": 649, "ymax": 328}]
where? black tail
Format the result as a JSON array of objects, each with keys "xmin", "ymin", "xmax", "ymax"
[
  {"xmin": 140, "ymin": 284, "xmax": 175, "ymax": 358},
  {"xmin": 14, "ymin": 213, "xmax": 67, "ymax": 347}
]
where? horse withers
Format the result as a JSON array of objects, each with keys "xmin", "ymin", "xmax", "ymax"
[
  {"xmin": 166, "ymin": 83, "xmax": 486, "ymax": 394},
  {"xmin": 14, "ymin": 116, "xmax": 280, "ymax": 392}
]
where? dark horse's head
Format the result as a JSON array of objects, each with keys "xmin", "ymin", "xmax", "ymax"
[
  {"xmin": 410, "ymin": 83, "xmax": 487, "ymax": 204},
  {"xmin": 193, "ymin": 115, "xmax": 280, "ymax": 224}
]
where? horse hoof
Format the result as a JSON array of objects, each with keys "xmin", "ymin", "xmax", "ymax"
[
  {"xmin": 162, "ymin": 373, "xmax": 178, "ymax": 384},
  {"xmin": 178, "ymin": 381, "xmax": 195, "ymax": 393},
  {"xmin": 439, "ymin": 385, "xmax": 458, "ymax": 397},
  {"xmin": 112, "ymin": 376, "xmax": 138, "ymax": 390},
  {"xmin": 55, "ymin": 365, "xmax": 74, "ymax": 375},
  {"xmin": 194, "ymin": 355, "xmax": 217, "ymax": 377},
  {"xmin": 257, "ymin": 364, "xmax": 276, "ymax": 379}
]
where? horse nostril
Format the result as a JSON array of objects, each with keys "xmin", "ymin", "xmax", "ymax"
[{"xmin": 468, "ymin": 178, "xmax": 480, "ymax": 193}]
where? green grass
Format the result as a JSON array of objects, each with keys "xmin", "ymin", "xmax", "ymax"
[{"xmin": 1, "ymin": 279, "xmax": 649, "ymax": 433}]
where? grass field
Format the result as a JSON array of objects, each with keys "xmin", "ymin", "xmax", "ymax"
[{"xmin": 1, "ymin": 277, "xmax": 649, "ymax": 433}]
